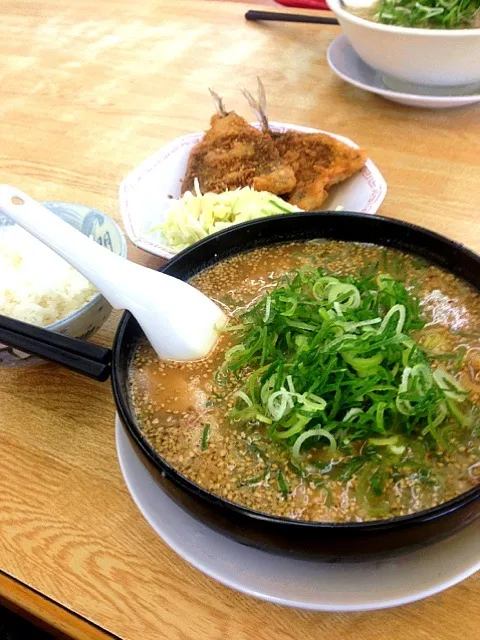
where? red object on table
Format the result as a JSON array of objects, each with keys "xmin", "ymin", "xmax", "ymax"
[{"xmin": 275, "ymin": 0, "xmax": 331, "ymax": 10}]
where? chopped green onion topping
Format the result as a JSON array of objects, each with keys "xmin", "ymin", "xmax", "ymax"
[
  {"xmin": 201, "ymin": 423, "xmax": 211, "ymax": 451},
  {"xmin": 372, "ymin": 0, "xmax": 479, "ymax": 29},
  {"xmin": 222, "ymin": 265, "xmax": 473, "ymax": 461}
]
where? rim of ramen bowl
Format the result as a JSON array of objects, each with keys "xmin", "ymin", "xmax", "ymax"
[
  {"xmin": 112, "ymin": 211, "xmax": 480, "ymax": 531},
  {"xmin": 327, "ymin": 0, "xmax": 480, "ymax": 36}
]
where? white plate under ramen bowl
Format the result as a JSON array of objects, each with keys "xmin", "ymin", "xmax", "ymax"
[
  {"xmin": 116, "ymin": 416, "xmax": 480, "ymax": 611},
  {"xmin": 119, "ymin": 122, "xmax": 387, "ymax": 260}
]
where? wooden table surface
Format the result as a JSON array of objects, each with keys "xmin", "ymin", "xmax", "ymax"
[{"xmin": 0, "ymin": 1, "xmax": 479, "ymax": 638}]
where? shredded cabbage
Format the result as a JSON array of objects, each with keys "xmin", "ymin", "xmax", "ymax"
[{"xmin": 150, "ymin": 180, "xmax": 301, "ymax": 253}]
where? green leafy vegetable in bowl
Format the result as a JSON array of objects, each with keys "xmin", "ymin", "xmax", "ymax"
[
  {"xmin": 150, "ymin": 181, "xmax": 300, "ymax": 253},
  {"xmin": 222, "ymin": 267, "xmax": 473, "ymax": 461},
  {"xmin": 371, "ymin": 0, "xmax": 480, "ymax": 29}
]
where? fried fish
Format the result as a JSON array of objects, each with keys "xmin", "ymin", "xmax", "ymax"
[
  {"xmin": 181, "ymin": 91, "xmax": 296, "ymax": 196},
  {"xmin": 272, "ymin": 130, "xmax": 367, "ymax": 210},
  {"xmin": 242, "ymin": 78, "xmax": 367, "ymax": 210}
]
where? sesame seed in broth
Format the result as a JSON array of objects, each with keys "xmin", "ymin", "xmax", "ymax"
[{"xmin": 130, "ymin": 240, "xmax": 480, "ymax": 523}]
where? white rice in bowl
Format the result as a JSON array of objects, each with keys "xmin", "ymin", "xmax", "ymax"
[{"xmin": 0, "ymin": 225, "xmax": 97, "ymax": 327}]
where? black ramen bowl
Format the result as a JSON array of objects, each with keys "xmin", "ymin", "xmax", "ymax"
[{"xmin": 113, "ymin": 212, "xmax": 480, "ymax": 561}]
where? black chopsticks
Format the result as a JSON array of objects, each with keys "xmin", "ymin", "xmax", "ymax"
[
  {"xmin": 0, "ymin": 314, "xmax": 112, "ymax": 381},
  {"xmin": 245, "ymin": 10, "xmax": 339, "ymax": 25}
]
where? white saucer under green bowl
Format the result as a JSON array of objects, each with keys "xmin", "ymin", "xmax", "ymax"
[{"xmin": 327, "ymin": 34, "xmax": 480, "ymax": 110}]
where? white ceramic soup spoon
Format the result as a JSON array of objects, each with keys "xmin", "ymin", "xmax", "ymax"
[{"xmin": 0, "ymin": 185, "xmax": 227, "ymax": 361}]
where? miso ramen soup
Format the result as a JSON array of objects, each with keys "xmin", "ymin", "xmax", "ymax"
[{"xmin": 130, "ymin": 240, "xmax": 480, "ymax": 523}]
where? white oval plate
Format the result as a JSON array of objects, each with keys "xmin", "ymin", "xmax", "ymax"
[
  {"xmin": 327, "ymin": 34, "xmax": 480, "ymax": 109},
  {"xmin": 119, "ymin": 122, "xmax": 387, "ymax": 260},
  {"xmin": 116, "ymin": 417, "xmax": 480, "ymax": 611}
]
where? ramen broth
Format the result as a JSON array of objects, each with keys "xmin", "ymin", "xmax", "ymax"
[{"xmin": 130, "ymin": 240, "xmax": 480, "ymax": 523}]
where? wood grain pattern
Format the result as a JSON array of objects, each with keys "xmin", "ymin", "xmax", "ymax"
[
  {"xmin": 0, "ymin": 571, "xmax": 116, "ymax": 640},
  {"xmin": 0, "ymin": 1, "xmax": 478, "ymax": 639}
]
